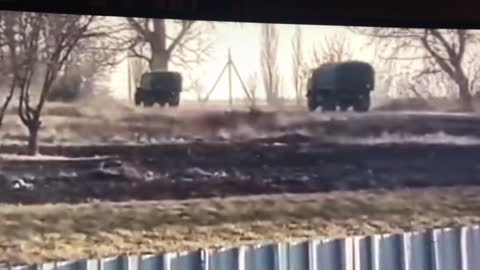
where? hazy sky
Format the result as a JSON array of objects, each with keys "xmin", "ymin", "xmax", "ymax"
[{"xmin": 109, "ymin": 21, "xmax": 378, "ymax": 101}]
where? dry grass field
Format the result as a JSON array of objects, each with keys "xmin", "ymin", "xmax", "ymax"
[
  {"xmin": 1, "ymin": 187, "xmax": 480, "ymax": 266},
  {"xmin": 2, "ymin": 96, "xmax": 480, "ymax": 146}
]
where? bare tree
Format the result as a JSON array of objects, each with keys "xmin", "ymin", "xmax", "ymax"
[
  {"xmin": 0, "ymin": 74, "xmax": 16, "ymax": 127},
  {"xmin": 2, "ymin": 12, "xmax": 107, "ymax": 155},
  {"xmin": 48, "ymin": 52, "xmax": 98, "ymax": 102},
  {"xmin": 0, "ymin": 53, "xmax": 15, "ymax": 126},
  {"xmin": 308, "ymin": 33, "xmax": 354, "ymax": 70},
  {"xmin": 189, "ymin": 78, "xmax": 207, "ymax": 103},
  {"xmin": 291, "ymin": 25, "xmax": 306, "ymax": 106},
  {"xmin": 126, "ymin": 18, "xmax": 214, "ymax": 71},
  {"xmin": 261, "ymin": 24, "xmax": 281, "ymax": 106},
  {"xmin": 129, "ymin": 56, "xmax": 149, "ymax": 88},
  {"xmin": 354, "ymin": 28, "xmax": 477, "ymax": 111},
  {"xmin": 291, "ymin": 32, "xmax": 354, "ymax": 107},
  {"xmin": 393, "ymin": 70, "xmax": 438, "ymax": 100},
  {"xmin": 246, "ymin": 72, "xmax": 258, "ymax": 108},
  {"xmin": 0, "ymin": 14, "xmax": 18, "ymax": 127},
  {"xmin": 46, "ymin": 18, "xmax": 129, "ymax": 102},
  {"xmin": 314, "ymin": 33, "xmax": 353, "ymax": 65},
  {"xmin": 3, "ymin": 12, "xmax": 45, "ymax": 152}
]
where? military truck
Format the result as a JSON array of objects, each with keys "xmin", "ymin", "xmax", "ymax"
[
  {"xmin": 134, "ymin": 71, "xmax": 182, "ymax": 107},
  {"xmin": 306, "ymin": 61, "xmax": 374, "ymax": 112}
]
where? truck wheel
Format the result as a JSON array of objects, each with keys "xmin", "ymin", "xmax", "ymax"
[
  {"xmin": 322, "ymin": 106, "xmax": 336, "ymax": 112},
  {"xmin": 339, "ymin": 103, "xmax": 349, "ymax": 112},
  {"xmin": 169, "ymin": 97, "xmax": 180, "ymax": 107},
  {"xmin": 322, "ymin": 100, "xmax": 337, "ymax": 112},
  {"xmin": 134, "ymin": 95, "xmax": 141, "ymax": 106},
  {"xmin": 353, "ymin": 96, "xmax": 370, "ymax": 112},
  {"xmin": 143, "ymin": 101, "xmax": 154, "ymax": 107},
  {"xmin": 307, "ymin": 98, "xmax": 317, "ymax": 112}
]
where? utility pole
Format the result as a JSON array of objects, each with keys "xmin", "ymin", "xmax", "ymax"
[
  {"xmin": 203, "ymin": 49, "xmax": 252, "ymax": 106},
  {"xmin": 228, "ymin": 49, "xmax": 233, "ymax": 108}
]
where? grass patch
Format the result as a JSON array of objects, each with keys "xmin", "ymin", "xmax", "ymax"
[{"xmin": 1, "ymin": 187, "xmax": 480, "ymax": 265}]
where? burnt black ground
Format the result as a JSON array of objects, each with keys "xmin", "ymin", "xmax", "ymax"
[{"xmin": 1, "ymin": 140, "xmax": 480, "ymax": 204}]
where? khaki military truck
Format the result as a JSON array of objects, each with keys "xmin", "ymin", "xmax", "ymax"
[
  {"xmin": 134, "ymin": 71, "xmax": 182, "ymax": 107},
  {"xmin": 306, "ymin": 61, "xmax": 374, "ymax": 112}
]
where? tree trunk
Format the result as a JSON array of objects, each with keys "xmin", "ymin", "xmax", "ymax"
[
  {"xmin": 150, "ymin": 50, "xmax": 169, "ymax": 70},
  {"xmin": 149, "ymin": 19, "xmax": 170, "ymax": 71},
  {"xmin": 295, "ymin": 91, "xmax": 303, "ymax": 106},
  {"xmin": 27, "ymin": 125, "xmax": 39, "ymax": 156},
  {"xmin": 458, "ymin": 78, "xmax": 473, "ymax": 111}
]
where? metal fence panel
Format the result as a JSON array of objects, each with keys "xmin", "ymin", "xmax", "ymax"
[
  {"xmin": 8, "ymin": 265, "xmax": 39, "ymax": 270},
  {"xmin": 169, "ymin": 251, "xmax": 204, "ymax": 270},
  {"xmin": 377, "ymin": 234, "xmax": 404, "ymax": 270},
  {"xmin": 352, "ymin": 236, "xmax": 372, "ymax": 270},
  {"xmin": 10, "ymin": 265, "xmax": 41, "ymax": 270},
  {"xmin": 56, "ymin": 260, "xmax": 95, "ymax": 270},
  {"xmin": 433, "ymin": 228, "xmax": 462, "ymax": 270},
  {"xmin": 244, "ymin": 245, "xmax": 275, "ymax": 270},
  {"xmin": 341, "ymin": 238, "xmax": 354, "ymax": 270},
  {"xmin": 139, "ymin": 254, "xmax": 164, "ymax": 270},
  {"xmin": 207, "ymin": 248, "xmax": 239, "ymax": 270},
  {"xmin": 100, "ymin": 256, "xmax": 129, "ymax": 270},
  {"xmin": 369, "ymin": 235, "xmax": 380, "ymax": 270},
  {"xmin": 275, "ymin": 242, "xmax": 309, "ymax": 270},
  {"xmin": 9, "ymin": 226, "xmax": 480, "ymax": 270},
  {"xmin": 315, "ymin": 238, "xmax": 349, "ymax": 270},
  {"xmin": 404, "ymin": 231, "xmax": 433, "ymax": 270},
  {"xmin": 463, "ymin": 226, "xmax": 480, "ymax": 270},
  {"xmin": 287, "ymin": 242, "xmax": 309, "ymax": 270}
]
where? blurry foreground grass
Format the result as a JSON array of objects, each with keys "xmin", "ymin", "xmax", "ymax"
[{"xmin": 2, "ymin": 187, "xmax": 480, "ymax": 265}]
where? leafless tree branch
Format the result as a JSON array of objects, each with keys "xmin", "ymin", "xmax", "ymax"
[
  {"xmin": 0, "ymin": 12, "xmax": 107, "ymax": 154},
  {"xmin": 126, "ymin": 18, "xmax": 214, "ymax": 71},
  {"xmin": 356, "ymin": 27, "xmax": 476, "ymax": 110},
  {"xmin": 291, "ymin": 25, "xmax": 306, "ymax": 105},
  {"xmin": 261, "ymin": 24, "xmax": 281, "ymax": 106}
]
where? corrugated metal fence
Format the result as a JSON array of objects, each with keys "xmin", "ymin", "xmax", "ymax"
[{"xmin": 8, "ymin": 226, "xmax": 480, "ymax": 270}]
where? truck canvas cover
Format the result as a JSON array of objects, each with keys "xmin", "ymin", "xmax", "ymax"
[
  {"xmin": 140, "ymin": 71, "xmax": 182, "ymax": 91},
  {"xmin": 312, "ymin": 61, "xmax": 374, "ymax": 92}
]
